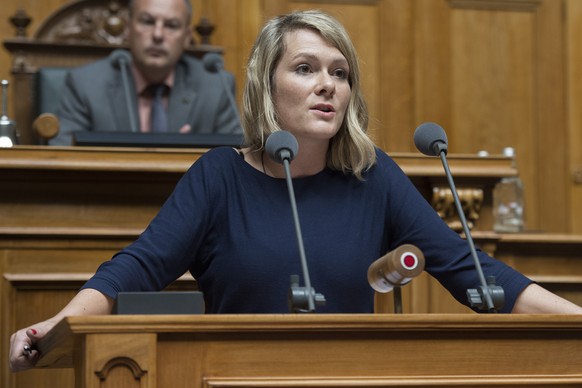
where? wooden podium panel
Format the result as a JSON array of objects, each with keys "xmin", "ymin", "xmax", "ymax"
[
  {"xmin": 0, "ymin": 146, "xmax": 514, "ymax": 231},
  {"xmin": 35, "ymin": 314, "xmax": 582, "ymax": 388}
]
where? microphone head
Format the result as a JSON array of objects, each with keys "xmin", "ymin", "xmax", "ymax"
[
  {"xmin": 203, "ymin": 52, "xmax": 224, "ymax": 73},
  {"xmin": 109, "ymin": 49, "xmax": 132, "ymax": 68},
  {"xmin": 367, "ymin": 244, "xmax": 425, "ymax": 293},
  {"xmin": 414, "ymin": 122, "xmax": 448, "ymax": 156},
  {"xmin": 265, "ymin": 131, "xmax": 299, "ymax": 164}
]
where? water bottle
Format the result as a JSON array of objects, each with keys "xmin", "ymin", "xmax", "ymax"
[
  {"xmin": 493, "ymin": 147, "xmax": 524, "ymax": 232},
  {"xmin": 0, "ymin": 80, "xmax": 18, "ymax": 147}
]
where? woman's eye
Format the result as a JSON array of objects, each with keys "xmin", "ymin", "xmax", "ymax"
[
  {"xmin": 296, "ymin": 64, "xmax": 311, "ymax": 74},
  {"xmin": 334, "ymin": 68, "xmax": 348, "ymax": 79}
]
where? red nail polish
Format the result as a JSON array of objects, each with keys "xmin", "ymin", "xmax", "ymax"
[{"xmin": 30, "ymin": 329, "xmax": 37, "ymax": 335}]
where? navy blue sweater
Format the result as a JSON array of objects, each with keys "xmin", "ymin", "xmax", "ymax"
[{"xmin": 83, "ymin": 147, "xmax": 531, "ymax": 313}]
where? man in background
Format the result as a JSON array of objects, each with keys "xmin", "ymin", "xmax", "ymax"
[{"xmin": 50, "ymin": 0, "xmax": 241, "ymax": 145}]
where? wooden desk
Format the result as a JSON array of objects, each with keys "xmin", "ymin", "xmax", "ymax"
[
  {"xmin": 0, "ymin": 146, "xmax": 513, "ymax": 231},
  {"xmin": 31, "ymin": 314, "xmax": 582, "ymax": 388},
  {"xmin": 478, "ymin": 232, "xmax": 582, "ymax": 307}
]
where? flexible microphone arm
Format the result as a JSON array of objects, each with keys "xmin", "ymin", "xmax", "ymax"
[
  {"xmin": 202, "ymin": 53, "xmax": 240, "ymax": 119},
  {"xmin": 111, "ymin": 50, "xmax": 139, "ymax": 133},
  {"xmin": 281, "ymin": 154, "xmax": 317, "ymax": 312},
  {"xmin": 438, "ymin": 151, "xmax": 501, "ymax": 312},
  {"xmin": 265, "ymin": 131, "xmax": 325, "ymax": 313},
  {"xmin": 119, "ymin": 64, "xmax": 139, "ymax": 133},
  {"xmin": 414, "ymin": 122, "xmax": 504, "ymax": 312}
]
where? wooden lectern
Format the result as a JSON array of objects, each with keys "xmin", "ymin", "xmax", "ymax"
[{"xmin": 35, "ymin": 314, "xmax": 582, "ymax": 387}]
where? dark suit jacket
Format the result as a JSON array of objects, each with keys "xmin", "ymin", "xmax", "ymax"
[{"xmin": 50, "ymin": 50, "xmax": 241, "ymax": 145}]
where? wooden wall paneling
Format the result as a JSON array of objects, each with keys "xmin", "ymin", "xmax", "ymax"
[
  {"xmin": 231, "ymin": 0, "xmax": 264, "ymax": 107},
  {"xmin": 449, "ymin": 8, "xmax": 535, "ymax": 156},
  {"xmin": 403, "ymin": 231, "xmax": 582, "ymax": 314},
  {"xmin": 379, "ymin": 1, "xmax": 415, "ymax": 152},
  {"xmin": 448, "ymin": 4, "xmax": 539, "ymax": 229},
  {"xmin": 1, "ymin": 234, "xmax": 197, "ymax": 388},
  {"xmin": 534, "ymin": 0, "xmax": 569, "ymax": 234},
  {"xmin": 0, "ymin": 245, "xmax": 8, "ymax": 388},
  {"xmin": 376, "ymin": 271, "xmax": 476, "ymax": 314},
  {"xmin": 487, "ymin": 233, "xmax": 582, "ymax": 307},
  {"xmin": 327, "ymin": 2, "xmax": 382, "ymax": 144},
  {"xmin": 202, "ymin": 0, "xmax": 263, "ymax": 107},
  {"xmin": 262, "ymin": 0, "xmax": 290, "ymax": 18},
  {"xmin": 0, "ymin": 0, "xmax": 71, "ymax": 118},
  {"xmin": 0, "ymin": 236, "xmax": 119, "ymax": 388},
  {"xmin": 1, "ymin": 172, "xmax": 174, "ymax": 230},
  {"xmin": 420, "ymin": 272, "xmax": 475, "ymax": 313},
  {"xmin": 374, "ymin": 272, "xmax": 474, "ymax": 314},
  {"xmin": 413, "ymin": 0, "xmax": 453, "ymax": 130},
  {"xmin": 415, "ymin": 0, "xmax": 568, "ymax": 233},
  {"xmin": 566, "ymin": 0, "xmax": 582, "ymax": 234},
  {"xmin": 7, "ymin": 283, "xmax": 77, "ymax": 388}
]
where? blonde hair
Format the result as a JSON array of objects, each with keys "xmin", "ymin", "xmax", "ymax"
[{"xmin": 242, "ymin": 10, "xmax": 376, "ymax": 179}]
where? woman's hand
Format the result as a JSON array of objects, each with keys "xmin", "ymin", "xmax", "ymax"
[
  {"xmin": 9, "ymin": 288, "xmax": 114, "ymax": 373},
  {"xmin": 9, "ymin": 318, "xmax": 59, "ymax": 372}
]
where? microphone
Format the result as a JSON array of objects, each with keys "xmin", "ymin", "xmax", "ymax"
[
  {"xmin": 265, "ymin": 131, "xmax": 325, "ymax": 313},
  {"xmin": 265, "ymin": 130, "xmax": 298, "ymax": 163},
  {"xmin": 413, "ymin": 122, "xmax": 448, "ymax": 156},
  {"xmin": 203, "ymin": 53, "xmax": 240, "ymax": 121},
  {"xmin": 414, "ymin": 122, "xmax": 504, "ymax": 312},
  {"xmin": 368, "ymin": 244, "xmax": 424, "ymax": 314},
  {"xmin": 110, "ymin": 49, "xmax": 139, "ymax": 133},
  {"xmin": 110, "ymin": 48, "xmax": 132, "ymax": 69},
  {"xmin": 367, "ymin": 244, "xmax": 425, "ymax": 293}
]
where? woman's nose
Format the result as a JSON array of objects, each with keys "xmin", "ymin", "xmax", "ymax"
[{"xmin": 315, "ymin": 72, "xmax": 336, "ymax": 97}]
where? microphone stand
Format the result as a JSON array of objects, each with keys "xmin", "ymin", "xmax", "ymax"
[
  {"xmin": 437, "ymin": 149, "xmax": 504, "ymax": 312},
  {"xmin": 203, "ymin": 54, "xmax": 240, "ymax": 123},
  {"xmin": 215, "ymin": 66, "xmax": 240, "ymax": 119},
  {"xmin": 393, "ymin": 287, "xmax": 403, "ymax": 314},
  {"xmin": 280, "ymin": 154, "xmax": 325, "ymax": 313}
]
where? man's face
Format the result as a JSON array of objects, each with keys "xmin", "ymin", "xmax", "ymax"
[{"xmin": 128, "ymin": 0, "xmax": 191, "ymax": 81}]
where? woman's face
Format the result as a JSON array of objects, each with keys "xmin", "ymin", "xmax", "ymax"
[{"xmin": 272, "ymin": 28, "xmax": 351, "ymax": 143}]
